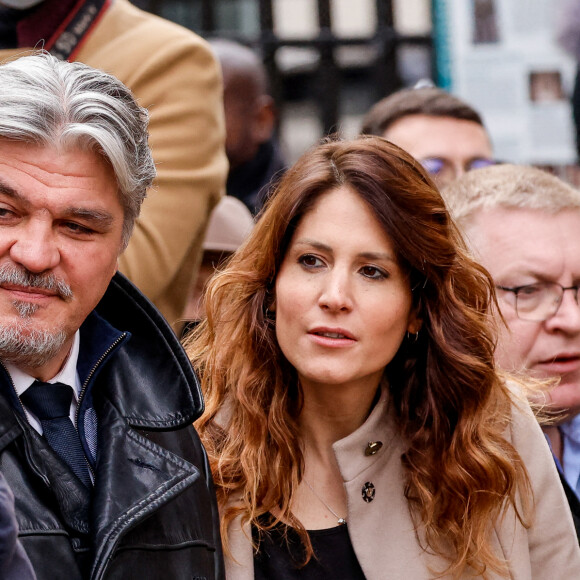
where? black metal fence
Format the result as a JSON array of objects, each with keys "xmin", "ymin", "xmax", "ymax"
[{"xmin": 134, "ymin": 0, "xmax": 433, "ymax": 136}]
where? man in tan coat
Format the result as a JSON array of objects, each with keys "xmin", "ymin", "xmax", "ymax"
[{"xmin": 0, "ymin": 0, "xmax": 228, "ymax": 330}]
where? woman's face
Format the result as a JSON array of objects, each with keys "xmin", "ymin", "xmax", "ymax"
[{"xmin": 274, "ymin": 186, "xmax": 419, "ymax": 394}]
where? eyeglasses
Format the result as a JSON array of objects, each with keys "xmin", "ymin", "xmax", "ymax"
[
  {"xmin": 496, "ymin": 282, "xmax": 580, "ymax": 321},
  {"xmin": 420, "ymin": 157, "xmax": 496, "ymax": 183}
]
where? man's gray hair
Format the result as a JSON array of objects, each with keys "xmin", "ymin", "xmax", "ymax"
[
  {"xmin": 443, "ymin": 163, "xmax": 580, "ymax": 229},
  {"xmin": 0, "ymin": 51, "xmax": 156, "ymax": 249}
]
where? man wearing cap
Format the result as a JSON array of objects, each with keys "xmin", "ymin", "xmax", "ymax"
[{"xmin": 182, "ymin": 196, "xmax": 254, "ymax": 328}]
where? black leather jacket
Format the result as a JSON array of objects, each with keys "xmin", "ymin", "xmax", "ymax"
[{"xmin": 0, "ymin": 273, "xmax": 224, "ymax": 579}]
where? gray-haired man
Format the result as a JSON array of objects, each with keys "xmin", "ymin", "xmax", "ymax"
[
  {"xmin": 444, "ymin": 164, "xmax": 580, "ymax": 539},
  {"xmin": 0, "ymin": 53, "xmax": 223, "ymax": 579}
]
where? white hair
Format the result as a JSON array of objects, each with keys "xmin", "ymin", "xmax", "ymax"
[
  {"xmin": 0, "ymin": 51, "xmax": 156, "ymax": 248},
  {"xmin": 443, "ymin": 164, "xmax": 580, "ymax": 229}
]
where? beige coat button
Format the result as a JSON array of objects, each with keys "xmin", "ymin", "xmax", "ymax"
[{"xmin": 364, "ymin": 441, "xmax": 383, "ymax": 456}]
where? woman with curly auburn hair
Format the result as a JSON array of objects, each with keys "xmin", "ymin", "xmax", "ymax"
[{"xmin": 185, "ymin": 136, "xmax": 580, "ymax": 579}]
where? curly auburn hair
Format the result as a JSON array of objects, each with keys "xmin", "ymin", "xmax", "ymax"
[{"xmin": 185, "ymin": 136, "xmax": 531, "ymax": 578}]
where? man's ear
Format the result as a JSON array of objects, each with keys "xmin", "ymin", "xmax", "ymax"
[{"xmin": 252, "ymin": 95, "xmax": 276, "ymax": 144}]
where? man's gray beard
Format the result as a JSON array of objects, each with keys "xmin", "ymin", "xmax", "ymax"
[
  {"xmin": 0, "ymin": 264, "xmax": 72, "ymax": 368},
  {"xmin": 13, "ymin": 300, "xmax": 39, "ymax": 318},
  {"xmin": 0, "ymin": 322, "xmax": 67, "ymax": 368}
]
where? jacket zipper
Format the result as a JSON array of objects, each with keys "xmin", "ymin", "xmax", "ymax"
[
  {"xmin": 76, "ymin": 332, "xmax": 127, "ymax": 480},
  {"xmin": 75, "ymin": 332, "xmax": 127, "ymax": 426}
]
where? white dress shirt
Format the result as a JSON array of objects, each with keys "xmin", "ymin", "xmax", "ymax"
[{"xmin": 6, "ymin": 331, "xmax": 82, "ymax": 433}]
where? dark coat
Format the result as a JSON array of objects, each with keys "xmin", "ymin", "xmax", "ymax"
[
  {"xmin": 0, "ymin": 273, "xmax": 224, "ymax": 579},
  {"xmin": 0, "ymin": 471, "xmax": 35, "ymax": 579},
  {"xmin": 226, "ymin": 137, "xmax": 286, "ymax": 215},
  {"xmin": 557, "ymin": 469, "xmax": 580, "ymax": 542}
]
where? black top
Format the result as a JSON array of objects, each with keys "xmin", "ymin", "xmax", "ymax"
[{"xmin": 253, "ymin": 518, "xmax": 366, "ymax": 580}]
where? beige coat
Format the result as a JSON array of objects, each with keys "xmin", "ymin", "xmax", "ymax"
[
  {"xmin": 226, "ymin": 389, "xmax": 580, "ymax": 579},
  {"xmin": 0, "ymin": 0, "xmax": 228, "ymax": 329}
]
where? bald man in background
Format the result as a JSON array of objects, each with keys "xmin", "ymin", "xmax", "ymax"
[{"xmin": 210, "ymin": 39, "xmax": 286, "ymax": 215}]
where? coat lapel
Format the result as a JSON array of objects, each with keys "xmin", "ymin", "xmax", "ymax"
[
  {"xmin": 90, "ymin": 398, "xmax": 200, "ymax": 577},
  {"xmin": 333, "ymin": 390, "xmax": 433, "ymax": 580},
  {"xmin": 335, "ymin": 390, "xmax": 508, "ymax": 580},
  {"xmin": 20, "ymin": 425, "xmax": 92, "ymax": 534}
]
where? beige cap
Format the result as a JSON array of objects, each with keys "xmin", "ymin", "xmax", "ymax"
[{"xmin": 203, "ymin": 196, "xmax": 255, "ymax": 253}]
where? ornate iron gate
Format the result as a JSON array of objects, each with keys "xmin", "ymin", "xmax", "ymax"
[{"xmin": 134, "ymin": 0, "xmax": 433, "ymax": 137}]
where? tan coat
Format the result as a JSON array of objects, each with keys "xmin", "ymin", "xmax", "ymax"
[
  {"xmin": 0, "ymin": 0, "xmax": 228, "ymax": 329},
  {"xmin": 226, "ymin": 390, "xmax": 580, "ymax": 579}
]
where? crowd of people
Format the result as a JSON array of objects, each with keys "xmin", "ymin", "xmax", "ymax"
[{"xmin": 1, "ymin": 1, "xmax": 580, "ymax": 579}]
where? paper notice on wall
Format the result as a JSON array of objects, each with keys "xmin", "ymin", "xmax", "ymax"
[{"xmin": 433, "ymin": 0, "xmax": 577, "ymax": 165}]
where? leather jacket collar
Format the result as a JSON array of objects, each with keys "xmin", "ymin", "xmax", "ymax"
[
  {"xmin": 84, "ymin": 271, "xmax": 203, "ymax": 428},
  {"xmin": 0, "ymin": 271, "xmax": 203, "ymax": 438},
  {"xmin": 0, "ymin": 273, "xmax": 210, "ymax": 580}
]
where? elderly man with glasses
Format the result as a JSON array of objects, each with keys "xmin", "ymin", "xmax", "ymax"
[{"xmin": 444, "ymin": 163, "xmax": 580, "ymax": 539}]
